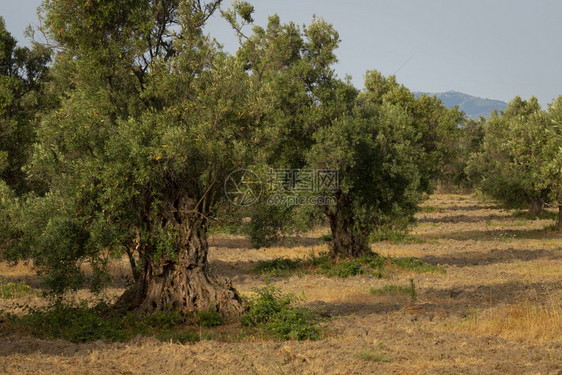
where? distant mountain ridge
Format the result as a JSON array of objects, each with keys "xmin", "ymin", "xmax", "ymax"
[{"xmin": 414, "ymin": 90, "xmax": 507, "ymax": 118}]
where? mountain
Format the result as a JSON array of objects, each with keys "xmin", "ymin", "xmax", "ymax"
[{"xmin": 414, "ymin": 90, "xmax": 507, "ymax": 118}]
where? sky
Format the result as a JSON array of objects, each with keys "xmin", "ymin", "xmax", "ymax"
[{"xmin": 2, "ymin": 0, "xmax": 561, "ymax": 106}]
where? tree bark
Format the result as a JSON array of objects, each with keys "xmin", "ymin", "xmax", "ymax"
[
  {"xmin": 528, "ymin": 198, "xmax": 543, "ymax": 216},
  {"xmin": 558, "ymin": 205, "xmax": 562, "ymax": 230},
  {"xmin": 327, "ymin": 192, "xmax": 369, "ymax": 259},
  {"xmin": 117, "ymin": 194, "xmax": 244, "ymax": 318}
]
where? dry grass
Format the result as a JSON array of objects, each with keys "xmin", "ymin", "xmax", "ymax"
[
  {"xmin": 450, "ymin": 299, "xmax": 562, "ymax": 343},
  {"xmin": 1, "ymin": 193, "xmax": 562, "ymax": 374},
  {"xmin": 505, "ymin": 260, "xmax": 562, "ymax": 281}
]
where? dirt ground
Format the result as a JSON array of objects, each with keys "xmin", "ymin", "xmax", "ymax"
[{"xmin": 1, "ymin": 194, "xmax": 561, "ymax": 374}]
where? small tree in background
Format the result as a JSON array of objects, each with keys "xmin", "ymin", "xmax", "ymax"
[
  {"xmin": 544, "ymin": 96, "xmax": 562, "ymax": 228},
  {"xmin": 0, "ymin": 17, "xmax": 50, "ymax": 194},
  {"xmin": 466, "ymin": 97, "xmax": 553, "ymax": 215},
  {"xmin": 308, "ymin": 99, "xmax": 424, "ymax": 258}
]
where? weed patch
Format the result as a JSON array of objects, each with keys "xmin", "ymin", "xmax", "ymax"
[
  {"xmin": 253, "ymin": 252, "xmax": 444, "ymax": 279},
  {"xmin": 370, "ymin": 279, "xmax": 417, "ymax": 302},
  {"xmin": 0, "ymin": 282, "xmax": 33, "ymax": 299},
  {"xmin": 3, "ymin": 301, "xmax": 222, "ymax": 344},
  {"xmin": 241, "ymin": 283, "xmax": 320, "ymax": 341},
  {"xmin": 369, "ymin": 229, "xmax": 426, "ymax": 244},
  {"xmin": 356, "ymin": 348, "xmax": 391, "ymax": 363},
  {"xmin": 253, "ymin": 258, "xmax": 302, "ymax": 277}
]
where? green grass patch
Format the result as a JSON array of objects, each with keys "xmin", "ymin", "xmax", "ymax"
[
  {"xmin": 370, "ymin": 279, "xmax": 417, "ymax": 302},
  {"xmin": 3, "ymin": 301, "xmax": 221, "ymax": 344},
  {"xmin": 369, "ymin": 229, "xmax": 426, "ymax": 244},
  {"xmin": 0, "ymin": 282, "xmax": 34, "ymax": 299},
  {"xmin": 356, "ymin": 348, "xmax": 391, "ymax": 363},
  {"xmin": 318, "ymin": 233, "xmax": 333, "ymax": 244},
  {"xmin": 253, "ymin": 252, "xmax": 444, "ymax": 279},
  {"xmin": 512, "ymin": 210, "xmax": 557, "ymax": 221},
  {"xmin": 252, "ymin": 258, "xmax": 302, "ymax": 277},
  {"xmin": 420, "ymin": 205, "xmax": 442, "ymax": 213},
  {"xmin": 242, "ymin": 283, "xmax": 321, "ymax": 341}
]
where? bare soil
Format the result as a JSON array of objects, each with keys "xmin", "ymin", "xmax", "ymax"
[{"xmin": 1, "ymin": 194, "xmax": 561, "ymax": 374}]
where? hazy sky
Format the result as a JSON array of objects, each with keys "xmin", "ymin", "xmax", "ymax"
[{"xmin": 2, "ymin": 0, "xmax": 561, "ymax": 106}]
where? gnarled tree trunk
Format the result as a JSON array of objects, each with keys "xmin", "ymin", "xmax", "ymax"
[
  {"xmin": 327, "ymin": 192, "xmax": 369, "ymax": 259},
  {"xmin": 117, "ymin": 194, "xmax": 244, "ymax": 318}
]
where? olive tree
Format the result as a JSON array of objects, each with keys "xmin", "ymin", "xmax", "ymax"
[
  {"xmin": 2, "ymin": 0, "xmax": 268, "ymax": 317},
  {"xmin": 466, "ymin": 97, "xmax": 552, "ymax": 214}
]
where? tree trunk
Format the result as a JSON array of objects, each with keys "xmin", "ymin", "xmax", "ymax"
[
  {"xmin": 327, "ymin": 192, "xmax": 369, "ymax": 259},
  {"xmin": 117, "ymin": 195, "xmax": 244, "ymax": 318},
  {"xmin": 528, "ymin": 198, "xmax": 543, "ymax": 216},
  {"xmin": 558, "ymin": 205, "xmax": 562, "ymax": 230}
]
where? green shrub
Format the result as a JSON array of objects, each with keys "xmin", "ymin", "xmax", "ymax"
[
  {"xmin": 242, "ymin": 283, "xmax": 320, "ymax": 341},
  {"xmin": 253, "ymin": 252, "xmax": 443, "ymax": 280},
  {"xmin": 143, "ymin": 310, "xmax": 185, "ymax": 330},
  {"xmin": 321, "ymin": 259, "xmax": 364, "ymax": 277},
  {"xmin": 196, "ymin": 307, "xmax": 224, "ymax": 327},
  {"xmin": 5, "ymin": 301, "xmax": 220, "ymax": 344},
  {"xmin": 11, "ymin": 302, "xmax": 127, "ymax": 343}
]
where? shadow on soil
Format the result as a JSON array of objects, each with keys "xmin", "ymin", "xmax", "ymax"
[
  {"xmin": 419, "ymin": 247, "xmax": 562, "ymax": 267},
  {"xmin": 421, "ymin": 228, "xmax": 561, "ymax": 242}
]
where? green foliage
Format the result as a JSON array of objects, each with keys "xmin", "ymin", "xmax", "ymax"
[
  {"xmin": 2, "ymin": 0, "xmax": 268, "ymax": 301},
  {"xmin": 196, "ymin": 307, "xmax": 224, "ymax": 327},
  {"xmin": 241, "ymin": 283, "xmax": 320, "ymax": 340},
  {"xmin": 10, "ymin": 302, "xmax": 128, "ymax": 343},
  {"xmin": 390, "ymin": 257, "xmax": 444, "ymax": 274},
  {"xmin": 253, "ymin": 257, "xmax": 302, "ymax": 277},
  {"xmin": 318, "ymin": 233, "xmax": 334, "ymax": 243},
  {"xmin": 245, "ymin": 204, "xmax": 293, "ymax": 249},
  {"xmin": 5, "ymin": 301, "xmax": 219, "ymax": 344},
  {"xmin": 253, "ymin": 251, "xmax": 443, "ymax": 279},
  {"xmin": 512, "ymin": 210, "xmax": 557, "ymax": 221},
  {"xmin": 320, "ymin": 259, "xmax": 364, "ymax": 277},
  {"xmin": 409, "ymin": 278, "xmax": 417, "ymax": 302},
  {"xmin": 466, "ymin": 96, "xmax": 562, "ymax": 215},
  {"xmin": 450, "ymin": 117, "xmax": 486, "ymax": 188},
  {"xmin": 369, "ymin": 227, "xmax": 427, "ymax": 244},
  {"xmin": 0, "ymin": 17, "xmax": 50, "ymax": 194},
  {"xmin": 356, "ymin": 348, "xmax": 392, "ymax": 363},
  {"xmin": 0, "ymin": 282, "xmax": 33, "ymax": 299}
]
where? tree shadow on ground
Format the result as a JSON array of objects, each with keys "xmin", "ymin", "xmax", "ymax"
[
  {"xmin": 307, "ymin": 279, "xmax": 562, "ymax": 321},
  {"xmin": 422, "ymin": 280, "xmax": 562, "ymax": 307},
  {"xmin": 419, "ymin": 247, "xmax": 562, "ymax": 267},
  {"xmin": 209, "ymin": 235, "xmax": 322, "ymax": 249},
  {"xmin": 420, "ymin": 228, "xmax": 561, "ymax": 242},
  {"xmin": 418, "ymin": 214, "xmax": 512, "ymax": 224}
]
